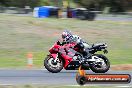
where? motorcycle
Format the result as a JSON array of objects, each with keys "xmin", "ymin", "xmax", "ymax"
[{"xmin": 44, "ymin": 41, "xmax": 110, "ymax": 73}]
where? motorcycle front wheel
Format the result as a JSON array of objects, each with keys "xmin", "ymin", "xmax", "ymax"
[
  {"xmin": 44, "ymin": 55, "xmax": 63, "ymax": 73},
  {"xmin": 90, "ymin": 54, "xmax": 110, "ymax": 73}
]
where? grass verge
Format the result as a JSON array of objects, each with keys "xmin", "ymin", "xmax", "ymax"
[{"xmin": 0, "ymin": 14, "xmax": 131, "ymax": 68}]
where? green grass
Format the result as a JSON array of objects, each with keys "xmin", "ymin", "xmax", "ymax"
[{"xmin": 0, "ymin": 14, "xmax": 132, "ymax": 68}]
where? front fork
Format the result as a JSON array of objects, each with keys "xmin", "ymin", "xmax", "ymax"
[
  {"xmin": 50, "ymin": 53, "xmax": 59, "ymax": 63},
  {"xmin": 54, "ymin": 54, "xmax": 59, "ymax": 63}
]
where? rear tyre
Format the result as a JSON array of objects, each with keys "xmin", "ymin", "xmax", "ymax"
[
  {"xmin": 44, "ymin": 55, "xmax": 63, "ymax": 73},
  {"xmin": 90, "ymin": 54, "xmax": 110, "ymax": 73}
]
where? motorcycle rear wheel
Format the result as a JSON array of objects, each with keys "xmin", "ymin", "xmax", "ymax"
[
  {"xmin": 90, "ymin": 54, "xmax": 110, "ymax": 73},
  {"xmin": 44, "ymin": 55, "xmax": 63, "ymax": 73}
]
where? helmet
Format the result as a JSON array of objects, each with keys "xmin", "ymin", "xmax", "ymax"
[
  {"xmin": 62, "ymin": 31, "xmax": 68, "ymax": 39},
  {"xmin": 62, "ymin": 30, "xmax": 73, "ymax": 43}
]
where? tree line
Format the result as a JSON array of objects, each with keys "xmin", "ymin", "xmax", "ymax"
[
  {"xmin": 0, "ymin": 0, "xmax": 132, "ymax": 12},
  {"xmin": 75, "ymin": 0, "xmax": 132, "ymax": 12}
]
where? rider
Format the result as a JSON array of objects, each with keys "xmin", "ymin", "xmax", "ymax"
[{"xmin": 61, "ymin": 30, "xmax": 91, "ymax": 59}]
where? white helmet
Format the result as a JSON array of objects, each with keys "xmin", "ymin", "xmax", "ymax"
[{"xmin": 62, "ymin": 30, "xmax": 73, "ymax": 43}]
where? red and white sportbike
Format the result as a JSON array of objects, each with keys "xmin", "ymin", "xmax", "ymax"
[{"xmin": 44, "ymin": 41, "xmax": 110, "ymax": 73}]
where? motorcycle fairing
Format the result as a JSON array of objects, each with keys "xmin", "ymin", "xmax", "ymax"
[
  {"xmin": 50, "ymin": 54, "xmax": 58, "ymax": 59},
  {"xmin": 65, "ymin": 60, "xmax": 80, "ymax": 70},
  {"xmin": 61, "ymin": 54, "xmax": 73, "ymax": 68}
]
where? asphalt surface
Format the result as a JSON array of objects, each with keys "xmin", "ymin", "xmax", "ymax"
[
  {"xmin": 0, "ymin": 69, "xmax": 131, "ymax": 87},
  {"xmin": 96, "ymin": 16, "xmax": 132, "ymax": 21}
]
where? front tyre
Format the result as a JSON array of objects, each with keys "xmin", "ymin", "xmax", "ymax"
[
  {"xmin": 90, "ymin": 54, "xmax": 110, "ymax": 73},
  {"xmin": 44, "ymin": 55, "xmax": 63, "ymax": 73}
]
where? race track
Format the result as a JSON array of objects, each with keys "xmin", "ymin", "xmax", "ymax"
[{"xmin": 0, "ymin": 69, "xmax": 131, "ymax": 87}]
